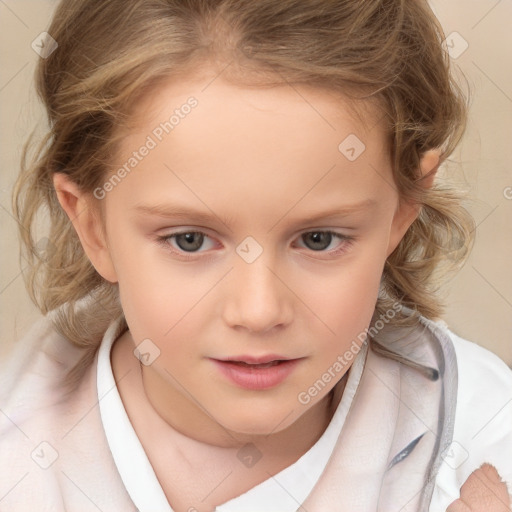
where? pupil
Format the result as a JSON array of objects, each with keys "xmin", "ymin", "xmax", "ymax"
[
  {"xmin": 177, "ymin": 232, "xmax": 203, "ymax": 251},
  {"xmin": 305, "ymin": 232, "xmax": 331, "ymax": 251}
]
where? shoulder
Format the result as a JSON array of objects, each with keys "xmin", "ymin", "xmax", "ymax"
[
  {"xmin": 0, "ymin": 316, "xmax": 133, "ymax": 511},
  {"xmin": 443, "ymin": 326, "xmax": 512, "ymax": 414},
  {"xmin": 429, "ymin": 323, "xmax": 512, "ymax": 510},
  {"xmin": 448, "ymin": 327, "xmax": 512, "ymax": 382},
  {"xmin": 445, "ymin": 326, "xmax": 512, "ymax": 448},
  {"xmin": 0, "ymin": 314, "xmax": 95, "ymax": 453}
]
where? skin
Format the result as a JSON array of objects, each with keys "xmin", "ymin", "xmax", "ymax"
[
  {"xmin": 448, "ymin": 464, "xmax": 511, "ymax": 512},
  {"xmin": 53, "ymin": 72, "xmax": 509, "ymax": 510}
]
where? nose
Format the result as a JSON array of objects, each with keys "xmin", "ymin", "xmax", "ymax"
[{"xmin": 222, "ymin": 253, "xmax": 293, "ymax": 334}]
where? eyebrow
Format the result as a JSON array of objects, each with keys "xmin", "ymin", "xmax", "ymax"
[{"xmin": 133, "ymin": 199, "xmax": 377, "ymax": 228}]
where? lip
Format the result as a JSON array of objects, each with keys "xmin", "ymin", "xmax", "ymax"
[
  {"xmin": 210, "ymin": 357, "xmax": 303, "ymax": 390},
  {"xmin": 219, "ymin": 354, "xmax": 292, "ymax": 364}
]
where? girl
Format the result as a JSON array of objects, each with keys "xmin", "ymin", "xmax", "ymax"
[{"xmin": 2, "ymin": 0, "xmax": 511, "ymax": 511}]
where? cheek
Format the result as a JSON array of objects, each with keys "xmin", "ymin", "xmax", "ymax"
[
  {"xmin": 119, "ymin": 277, "xmax": 206, "ymax": 345},
  {"xmin": 114, "ymin": 252, "xmax": 210, "ymax": 349},
  {"xmin": 304, "ymin": 252, "xmax": 384, "ymax": 318},
  {"xmin": 107, "ymin": 223, "xmax": 203, "ymax": 325},
  {"xmin": 299, "ymin": 254, "xmax": 384, "ymax": 357}
]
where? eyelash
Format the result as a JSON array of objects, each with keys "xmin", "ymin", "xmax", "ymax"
[{"xmin": 155, "ymin": 230, "xmax": 355, "ymax": 261}]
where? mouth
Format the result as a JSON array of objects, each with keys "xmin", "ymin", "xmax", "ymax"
[
  {"xmin": 216, "ymin": 354, "xmax": 296, "ymax": 367},
  {"xmin": 222, "ymin": 360, "xmax": 284, "ymax": 369},
  {"xmin": 210, "ymin": 355, "xmax": 303, "ymax": 390}
]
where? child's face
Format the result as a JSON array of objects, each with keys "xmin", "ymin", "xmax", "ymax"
[{"xmin": 90, "ymin": 73, "xmax": 418, "ymax": 441}]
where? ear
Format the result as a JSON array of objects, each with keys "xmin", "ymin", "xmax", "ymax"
[
  {"xmin": 52, "ymin": 172, "xmax": 119, "ymax": 283},
  {"xmin": 386, "ymin": 149, "xmax": 441, "ymax": 257}
]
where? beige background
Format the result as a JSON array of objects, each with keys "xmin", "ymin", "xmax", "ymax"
[{"xmin": 1, "ymin": 1, "xmax": 511, "ymax": 365}]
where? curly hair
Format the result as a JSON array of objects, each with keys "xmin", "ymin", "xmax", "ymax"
[{"xmin": 11, "ymin": 0, "xmax": 475, "ymax": 389}]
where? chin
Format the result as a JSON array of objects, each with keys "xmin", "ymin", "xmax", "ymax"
[{"xmin": 221, "ymin": 410, "xmax": 297, "ymax": 439}]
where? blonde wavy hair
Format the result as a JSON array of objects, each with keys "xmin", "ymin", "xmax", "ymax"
[{"xmin": 12, "ymin": 0, "xmax": 474, "ymax": 389}]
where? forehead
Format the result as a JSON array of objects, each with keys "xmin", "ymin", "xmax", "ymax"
[
  {"xmin": 125, "ymin": 70, "xmax": 384, "ymax": 142},
  {"xmin": 107, "ymin": 73, "xmax": 395, "ymax": 222}
]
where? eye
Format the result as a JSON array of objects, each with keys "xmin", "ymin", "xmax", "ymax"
[
  {"xmin": 156, "ymin": 229, "xmax": 354, "ymax": 260},
  {"xmin": 157, "ymin": 231, "xmax": 215, "ymax": 253},
  {"xmin": 299, "ymin": 231, "xmax": 338, "ymax": 251},
  {"xmin": 294, "ymin": 230, "xmax": 354, "ymax": 256}
]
